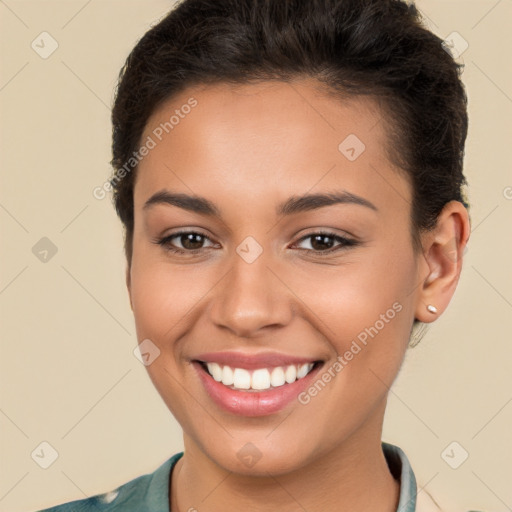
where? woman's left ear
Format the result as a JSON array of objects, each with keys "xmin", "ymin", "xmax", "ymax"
[{"xmin": 415, "ymin": 200, "xmax": 471, "ymax": 323}]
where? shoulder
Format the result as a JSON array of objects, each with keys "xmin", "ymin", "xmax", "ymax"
[{"xmin": 33, "ymin": 453, "xmax": 183, "ymax": 512}]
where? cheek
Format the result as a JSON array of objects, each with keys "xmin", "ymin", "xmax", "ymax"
[
  {"xmin": 131, "ymin": 276, "xmax": 202, "ymax": 342},
  {"xmin": 291, "ymin": 260, "xmax": 414, "ymax": 441},
  {"xmin": 293, "ymin": 243, "xmax": 417, "ymax": 410},
  {"xmin": 298, "ymin": 247, "xmax": 416, "ymax": 342},
  {"xmin": 128, "ymin": 244, "xmax": 207, "ymax": 342}
]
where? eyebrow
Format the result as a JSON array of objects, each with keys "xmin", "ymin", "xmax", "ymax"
[{"xmin": 143, "ymin": 189, "xmax": 378, "ymax": 216}]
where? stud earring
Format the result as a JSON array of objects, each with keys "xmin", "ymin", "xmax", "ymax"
[{"xmin": 426, "ymin": 304, "xmax": 438, "ymax": 314}]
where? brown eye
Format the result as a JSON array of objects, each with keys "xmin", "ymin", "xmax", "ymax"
[
  {"xmin": 178, "ymin": 232, "xmax": 206, "ymax": 250},
  {"xmin": 154, "ymin": 230, "xmax": 217, "ymax": 255},
  {"xmin": 309, "ymin": 234, "xmax": 337, "ymax": 251},
  {"xmin": 294, "ymin": 231, "xmax": 358, "ymax": 254}
]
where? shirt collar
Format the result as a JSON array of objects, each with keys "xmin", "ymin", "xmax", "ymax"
[{"xmin": 382, "ymin": 441, "xmax": 417, "ymax": 512}]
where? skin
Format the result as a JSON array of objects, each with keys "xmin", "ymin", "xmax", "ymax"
[{"xmin": 126, "ymin": 77, "xmax": 470, "ymax": 512}]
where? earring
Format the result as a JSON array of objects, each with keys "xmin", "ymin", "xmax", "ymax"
[{"xmin": 426, "ymin": 304, "xmax": 438, "ymax": 314}]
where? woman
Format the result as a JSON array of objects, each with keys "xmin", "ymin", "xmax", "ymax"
[{"xmin": 37, "ymin": 0, "xmax": 474, "ymax": 510}]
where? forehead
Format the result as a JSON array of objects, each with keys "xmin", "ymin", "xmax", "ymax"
[{"xmin": 134, "ymin": 79, "xmax": 410, "ymax": 216}]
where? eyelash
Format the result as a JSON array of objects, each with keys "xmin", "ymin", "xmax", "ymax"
[{"xmin": 153, "ymin": 229, "xmax": 359, "ymax": 257}]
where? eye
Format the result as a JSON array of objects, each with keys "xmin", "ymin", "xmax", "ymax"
[
  {"xmin": 293, "ymin": 231, "xmax": 358, "ymax": 254},
  {"xmin": 153, "ymin": 229, "xmax": 359, "ymax": 257},
  {"xmin": 153, "ymin": 230, "xmax": 217, "ymax": 255}
]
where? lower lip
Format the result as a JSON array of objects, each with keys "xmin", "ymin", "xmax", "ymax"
[{"xmin": 194, "ymin": 362, "xmax": 321, "ymax": 417}]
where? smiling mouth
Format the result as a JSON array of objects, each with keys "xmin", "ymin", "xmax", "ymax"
[{"xmin": 197, "ymin": 361, "xmax": 321, "ymax": 392}]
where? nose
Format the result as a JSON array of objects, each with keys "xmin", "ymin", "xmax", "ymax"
[{"xmin": 208, "ymin": 250, "xmax": 293, "ymax": 338}]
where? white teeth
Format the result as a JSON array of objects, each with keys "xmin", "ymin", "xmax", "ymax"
[
  {"xmin": 233, "ymin": 368, "xmax": 251, "ymax": 389},
  {"xmin": 297, "ymin": 363, "xmax": 310, "ymax": 379},
  {"xmin": 221, "ymin": 365, "xmax": 234, "ymax": 386},
  {"xmin": 205, "ymin": 362, "xmax": 315, "ymax": 390},
  {"xmin": 251, "ymin": 368, "xmax": 271, "ymax": 390},
  {"xmin": 270, "ymin": 367, "xmax": 286, "ymax": 387},
  {"xmin": 284, "ymin": 365, "xmax": 297, "ymax": 383},
  {"xmin": 207, "ymin": 362, "xmax": 223, "ymax": 382}
]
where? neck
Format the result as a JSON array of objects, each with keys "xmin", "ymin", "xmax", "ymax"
[{"xmin": 171, "ymin": 405, "xmax": 400, "ymax": 512}]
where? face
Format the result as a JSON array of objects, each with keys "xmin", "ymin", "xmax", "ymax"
[{"xmin": 127, "ymin": 78, "xmax": 423, "ymax": 475}]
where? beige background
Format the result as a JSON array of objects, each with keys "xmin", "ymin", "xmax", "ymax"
[{"xmin": 1, "ymin": 1, "xmax": 511, "ymax": 511}]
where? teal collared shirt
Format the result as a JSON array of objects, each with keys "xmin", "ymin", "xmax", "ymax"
[{"xmin": 36, "ymin": 442, "xmax": 420, "ymax": 511}]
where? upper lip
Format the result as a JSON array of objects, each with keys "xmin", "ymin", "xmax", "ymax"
[{"xmin": 194, "ymin": 351, "xmax": 321, "ymax": 370}]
